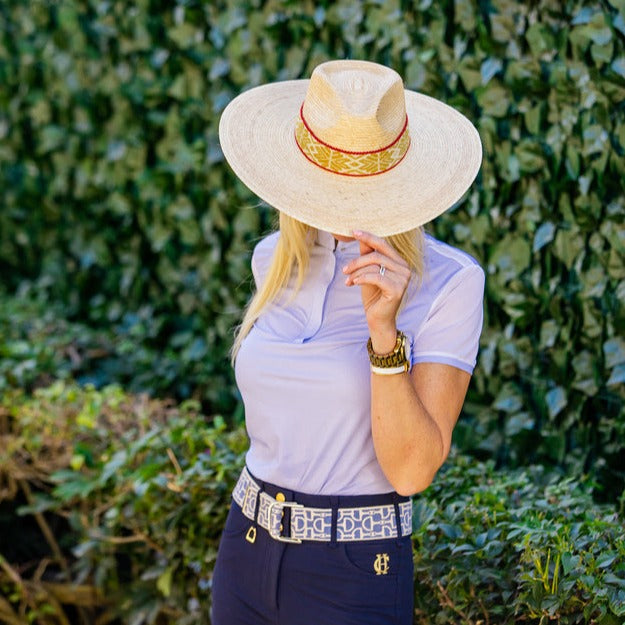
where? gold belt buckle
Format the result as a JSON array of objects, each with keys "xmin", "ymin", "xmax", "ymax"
[{"xmin": 267, "ymin": 500, "xmax": 304, "ymax": 544}]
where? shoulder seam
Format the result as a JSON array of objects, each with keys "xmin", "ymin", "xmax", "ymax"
[{"xmin": 426, "ymin": 235, "xmax": 479, "ymax": 269}]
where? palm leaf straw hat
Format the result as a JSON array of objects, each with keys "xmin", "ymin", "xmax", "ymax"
[{"xmin": 219, "ymin": 59, "xmax": 482, "ymax": 237}]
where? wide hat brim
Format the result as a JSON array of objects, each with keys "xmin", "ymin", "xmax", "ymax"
[{"xmin": 219, "ymin": 79, "xmax": 482, "ymax": 237}]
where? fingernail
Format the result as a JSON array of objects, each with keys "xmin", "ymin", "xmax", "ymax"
[
  {"xmin": 352, "ymin": 229, "xmax": 362, "ymax": 236},
  {"xmin": 342, "ymin": 265, "xmax": 348, "ymax": 273}
]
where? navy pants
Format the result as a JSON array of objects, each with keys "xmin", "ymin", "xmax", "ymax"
[{"xmin": 211, "ymin": 475, "xmax": 414, "ymax": 625}]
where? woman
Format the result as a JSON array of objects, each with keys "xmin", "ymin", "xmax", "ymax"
[{"xmin": 212, "ymin": 60, "xmax": 484, "ymax": 624}]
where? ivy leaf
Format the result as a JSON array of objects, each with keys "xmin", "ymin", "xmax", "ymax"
[
  {"xmin": 476, "ymin": 84, "xmax": 510, "ymax": 117},
  {"xmin": 572, "ymin": 351, "xmax": 598, "ymax": 396},
  {"xmin": 458, "ymin": 57, "xmax": 481, "ymax": 90},
  {"xmin": 516, "ymin": 140, "xmax": 545, "ymax": 172},
  {"xmin": 554, "ymin": 228, "xmax": 585, "ymax": 269},
  {"xmin": 526, "ymin": 23, "xmax": 556, "ymax": 58},
  {"xmin": 596, "ymin": 553, "xmax": 617, "ymax": 569},
  {"xmin": 582, "ymin": 266, "xmax": 607, "ymax": 298},
  {"xmin": 157, "ymin": 567, "xmax": 174, "ymax": 597},
  {"xmin": 545, "ymin": 387, "xmax": 567, "ymax": 418},
  {"xmin": 37, "ymin": 125, "xmax": 65, "ymax": 154},
  {"xmin": 611, "ymin": 57, "xmax": 625, "ymax": 78},
  {"xmin": 168, "ymin": 23, "xmax": 198, "ymax": 48},
  {"xmin": 493, "ymin": 383, "xmax": 523, "ymax": 413},
  {"xmin": 540, "ymin": 320, "xmax": 559, "ymax": 349},
  {"xmin": 481, "ymin": 58, "xmax": 503, "ymax": 85},
  {"xmin": 533, "ymin": 222, "xmax": 555, "ymax": 253},
  {"xmin": 209, "ymin": 58, "xmax": 230, "ymax": 80},
  {"xmin": 571, "ymin": 7, "xmax": 598, "ymax": 25},
  {"xmin": 491, "ymin": 235, "xmax": 531, "ymax": 282},
  {"xmin": 607, "ymin": 364, "xmax": 625, "ymax": 387},
  {"xmin": 579, "ymin": 18, "xmax": 613, "ymax": 45},
  {"xmin": 604, "ymin": 337, "xmax": 625, "ymax": 368}
]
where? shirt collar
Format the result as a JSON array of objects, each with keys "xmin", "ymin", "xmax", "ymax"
[
  {"xmin": 315, "ymin": 229, "xmax": 337, "ymax": 251},
  {"xmin": 315, "ymin": 229, "xmax": 361, "ymax": 255}
]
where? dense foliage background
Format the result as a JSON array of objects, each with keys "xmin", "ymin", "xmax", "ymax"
[
  {"xmin": 0, "ymin": 0, "xmax": 624, "ymax": 623},
  {"xmin": 1, "ymin": 0, "xmax": 624, "ymax": 494}
]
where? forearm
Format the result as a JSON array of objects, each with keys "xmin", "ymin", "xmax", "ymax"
[
  {"xmin": 370, "ymin": 370, "xmax": 445, "ymax": 496},
  {"xmin": 345, "ymin": 230, "xmax": 472, "ymax": 497},
  {"xmin": 368, "ymin": 327, "xmax": 445, "ymax": 496}
]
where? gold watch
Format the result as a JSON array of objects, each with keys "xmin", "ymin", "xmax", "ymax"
[{"xmin": 367, "ymin": 330, "xmax": 410, "ymax": 372}]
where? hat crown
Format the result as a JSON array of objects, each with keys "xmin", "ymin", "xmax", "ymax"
[{"xmin": 301, "ymin": 60, "xmax": 407, "ymax": 152}]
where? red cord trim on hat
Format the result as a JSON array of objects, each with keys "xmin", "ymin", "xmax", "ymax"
[
  {"xmin": 294, "ymin": 106, "xmax": 411, "ymax": 177},
  {"xmin": 299, "ymin": 104, "xmax": 408, "ymax": 155},
  {"xmin": 294, "ymin": 133, "xmax": 411, "ymax": 177}
]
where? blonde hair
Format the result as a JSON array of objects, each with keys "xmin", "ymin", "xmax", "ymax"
[{"xmin": 231, "ymin": 214, "xmax": 425, "ymax": 362}]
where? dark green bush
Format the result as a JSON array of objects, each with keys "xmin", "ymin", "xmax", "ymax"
[
  {"xmin": 1, "ymin": 0, "xmax": 623, "ymax": 499},
  {"xmin": 413, "ymin": 456, "xmax": 625, "ymax": 624},
  {"xmin": 0, "ymin": 289, "xmax": 250, "ymax": 419},
  {"xmin": 1, "ymin": 381, "xmax": 623, "ymax": 624},
  {"xmin": 0, "ymin": 381, "xmax": 247, "ymax": 624}
]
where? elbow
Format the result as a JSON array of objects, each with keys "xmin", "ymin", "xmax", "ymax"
[
  {"xmin": 391, "ymin": 466, "xmax": 439, "ymax": 497},
  {"xmin": 391, "ymin": 444, "xmax": 449, "ymax": 497}
]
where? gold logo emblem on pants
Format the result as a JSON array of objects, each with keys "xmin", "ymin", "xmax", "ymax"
[{"xmin": 374, "ymin": 553, "xmax": 390, "ymax": 575}]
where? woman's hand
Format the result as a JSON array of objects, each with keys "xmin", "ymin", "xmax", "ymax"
[{"xmin": 342, "ymin": 230, "xmax": 412, "ymax": 353}]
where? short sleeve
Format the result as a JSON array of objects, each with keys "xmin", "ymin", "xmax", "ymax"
[
  {"xmin": 251, "ymin": 232, "xmax": 280, "ymax": 289},
  {"xmin": 411, "ymin": 263, "xmax": 485, "ymax": 374}
]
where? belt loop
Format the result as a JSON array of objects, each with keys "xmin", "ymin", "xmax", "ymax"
[
  {"xmin": 284, "ymin": 503, "xmax": 292, "ymax": 539},
  {"xmin": 253, "ymin": 487, "xmax": 262, "ymax": 524},
  {"xmin": 392, "ymin": 494, "xmax": 402, "ymax": 545},
  {"xmin": 329, "ymin": 496, "xmax": 339, "ymax": 548}
]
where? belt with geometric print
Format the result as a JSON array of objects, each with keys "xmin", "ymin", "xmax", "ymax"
[{"xmin": 232, "ymin": 467, "xmax": 412, "ymax": 544}]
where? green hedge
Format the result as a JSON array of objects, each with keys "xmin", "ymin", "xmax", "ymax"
[
  {"xmin": 1, "ymin": 381, "xmax": 624, "ymax": 624},
  {"xmin": 0, "ymin": 288, "xmax": 247, "ymax": 416},
  {"xmin": 1, "ymin": 1, "xmax": 624, "ymax": 498}
]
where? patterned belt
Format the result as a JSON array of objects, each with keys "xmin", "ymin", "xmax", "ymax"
[{"xmin": 232, "ymin": 467, "xmax": 412, "ymax": 544}]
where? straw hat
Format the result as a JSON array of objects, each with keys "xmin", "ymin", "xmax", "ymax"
[{"xmin": 219, "ymin": 60, "xmax": 482, "ymax": 237}]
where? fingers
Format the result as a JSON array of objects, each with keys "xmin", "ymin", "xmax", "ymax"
[
  {"xmin": 342, "ymin": 250, "xmax": 409, "ymax": 279},
  {"xmin": 345, "ymin": 263, "xmax": 409, "ymax": 291},
  {"xmin": 343, "ymin": 229, "xmax": 412, "ymax": 296},
  {"xmin": 352, "ymin": 230, "xmax": 405, "ymax": 265},
  {"xmin": 345, "ymin": 265, "xmax": 403, "ymax": 290}
]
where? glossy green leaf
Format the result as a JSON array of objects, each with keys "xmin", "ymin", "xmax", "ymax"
[
  {"xmin": 458, "ymin": 57, "xmax": 482, "ymax": 91},
  {"xmin": 526, "ymin": 23, "xmax": 556, "ymax": 58},
  {"xmin": 168, "ymin": 23, "xmax": 199, "ymax": 48},
  {"xmin": 491, "ymin": 235, "xmax": 531, "ymax": 281},
  {"xmin": 476, "ymin": 84, "xmax": 510, "ymax": 117},
  {"xmin": 607, "ymin": 364, "xmax": 625, "ymax": 386},
  {"xmin": 533, "ymin": 222, "xmax": 555, "ymax": 253},
  {"xmin": 545, "ymin": 387, "xmax": 567, "ymax": 418},
  {"xmin": 493, "ymin": 383, "xmax": 523, "ymax": 413},
  {"xmin": 578, "ymin": 16, "xmax": 613, "ymax": 46},
  {"xmin": 553, "ymin": 228, "xmax": 585, "ymax": 269},
  {"xmin": 572, "ymin": 351, "xmax": 599, "ymax": 396},
  {"xmin": 481, "ymin": 58, "xmax": 503, "ymax": 85},
  {"xmin": 612, "ymin": 57, "xmax": 625, "ymax": 77},
  {"xmin": 604, "ymin": 337, "xmax": 625, "ymax": 368},
  {"xmin": 156, "ymin": 567, "xmax": 174, "ymax": 597}
]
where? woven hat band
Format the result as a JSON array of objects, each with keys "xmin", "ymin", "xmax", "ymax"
[{"xmin": 294, "ymin": 106, "xmax": 411, "ymax": 177}]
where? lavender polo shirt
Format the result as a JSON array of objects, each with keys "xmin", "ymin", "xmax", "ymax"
[{"xmin": 234, "ymin": 229, "xmax": 485, "ymax": 495}]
